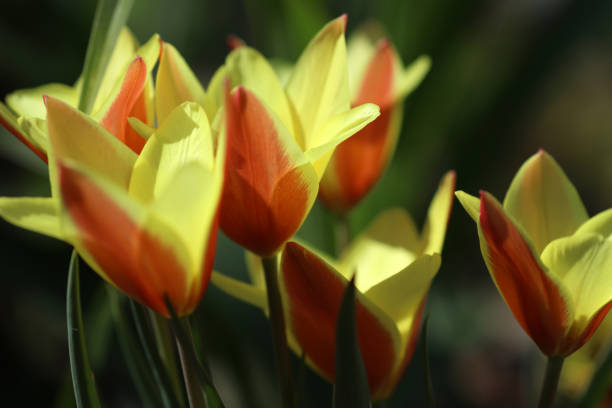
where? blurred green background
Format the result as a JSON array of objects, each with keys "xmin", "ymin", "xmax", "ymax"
[{"xmin": 1, "ymin": 0, "xmax": 612, "ymax": 406}]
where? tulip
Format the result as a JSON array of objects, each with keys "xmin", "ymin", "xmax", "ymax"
[
  {"xmin": 318, "ymin": 25, "xmax": 431, "ymax": 213},
  {"xmin": 0, "ymin": 29, "xmax": 160, "ymax": 161},
  {"xmin": 456, "ymin": 150, "xmax": 612, "ymax": 357},
  {"xmin": 0, "ymin": 97, "xmax": 224, "ymax": 316},
  {"xmin": 212, "ymin": 171, "xmax": 455, "ymax": 398},
  {"xmin": 207, "ymin": 15, "xmax": 380, "ymax": 257}
]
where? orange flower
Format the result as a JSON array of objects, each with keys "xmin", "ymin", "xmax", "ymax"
[{"xmin": 318, "ymin": 25, "xmax": 430, "ymax": 212}]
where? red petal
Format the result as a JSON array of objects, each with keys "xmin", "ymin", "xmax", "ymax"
[
  {"xmin": 60, "ymin": 163, "xmax": 191, "ymax": 316},
  {"xmin": 319, "ymin": 104, "xmax": 398, "ymax": 212},
  {"xmin": 101, "ymin": 57, "xmax": 147, "ymax": 154},
  {"xmin": 353, "ymin": 39, "xmax": 396, "ymax": 109},
  {"xmin": 281, "ymin": 242, "xmax": 397, "ymax": 395},
  {"xmin": 480, "ymin": 191, "xmax": 571, "ymax": 355},
  {"xmin": 220, "ymin": 85, "xmax": 310, "ymax": 256}
]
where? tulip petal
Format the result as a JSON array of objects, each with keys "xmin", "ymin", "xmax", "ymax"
[
  {"xmin": 156, "ymin": 42, "xmax": 207, "ymax": 124},
  {"xmin": 6, "ymin": 83, "xmax": 78, "ymax": 119},
  {"xmin": 395, "ymin": 55, "xmax": 431, "ymax": 102},
  {"xmin": 58, "ymin": 161, "xmax": 192, "ymax": 316},
  {"xmin": 304, "ymin": 103, "xmax": 380, "ymax": 179},
  {"xmin": 0, "ymin": 103, "xmax": 48, "ymax": 161},
  {"xmin": 46, "ymin": 96, "xmax": 137, "ymax": 189},
  {"xmin": 541, "ymin": 233, "xmax": 612, "ymax": 331},
  {"xmin": 455, "ymin": 190, "xmax": 480, "ymax": 222},
  {"xmin": 479, "ymin": 191, "xmax": 573, "ymax": 355},
  {"xmin": 575, "ymin": 208, "xmax": 612, "ymax": 238},
  {"xmin": 353, "ymin": 39, "xmax": 396, "ymax": 109},
  {"xmin": 0, "ymin": 197, "xmax": 61, "ymax": 240},
  {"xmin": 365, "ymin": 254, "xmax": 440, "ymax": 339},
  {"xmin": 98, "ymin": 57, "xmax": 148, "ymax": 153},
  {"xmin": 127, "ymin": 117, "xmax": 156, "ymax": 141},
  {"xmin": 204, "ymin": 65, "xmax": 227, "ymax": 119},
  {"xmin": 129, "ymin": 102, "xmax": 214, "ymax": 203},
  {"xmin": 421, "ymin": 170, "xmax": 456, "ymax": 255},
  {"xmin": 280, "ymin": 241, "xmax": 401, "ymax": 396},
  {"xmin": 503, "ymin": 150, "xmax": 588, "ymax": 254},
  {"xmin": 361, "ymin": 207, "xmax": 421, "ymax": 253},
  {"xmin": 286, "ymin": 15, "xmax": 351, "ymax": 150},
  {"xmin": 220, "ymin": 86, "xmax": 318, "ymax": 256},
  {"xmin": 222, "ymin": 47, "xmax": 298, "ymax": 143},
  {"xmin": 210, "ymin": 271, "xmax": 268, "ymax": 311}
]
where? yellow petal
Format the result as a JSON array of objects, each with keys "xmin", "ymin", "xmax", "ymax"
[
  {"xmin": 46, "ymin": 96, "xmax": 137, "ymax": 189},
  {"xmin": 0, "ymin": 197, "xmax": 62, "ymax": 240},
  {"xmin": 365, "ymin": 254, "xmax": 440, "ymax": 340},
  {"xmin": 361, "ymin": 207, "xmax": 421, "ymax": 253},
  {"xmin": 338, "ymin": 237, "xmax": 417, "ymax": 292},
  {"xmin": 286, "ymin": 15, "xmax": 351, "ymax": 150},
  {"xmin": 541, "ymin": 232, "xmax": 612, "ymax": 322},
  {"xmin": 394, "ymin": 55, "xmax": 431, "ymax": 102},
  {"xmin": 223, "ymin": 47, "xmax": 297, "ymax": 141},
  {"xmin": 210, "ymin": 271, "xmax": 268, "ymax": 311},
  {"xmin": 127, "ymin": 117, "xmax": 156, "ymax": 140},
  {"xmin": 455, "ymin": 190, "xmax": 480, "ymax": 222},
  {"xmin": 204, "ymin": 64, "xmax": 228, "ymax": 120},
  {"xmin": 6, "ymin": 83, "xmax": 78, "ymax": 119},
  {"xmin": 503, "ymin": 150, "xmax": 588, "ymax": 254},
  {"xmin": 575, "ymin": 209, "xmax": 612, "ymax": 238},
  {"xmin": 346, "ymin": 27, "xmax": 378, "ymax": 97},
  {"xmin": 156, "ymin": 42, "xmax": 207, "ymax": 124},
  {"xmin": 304, "ymin": 102, "xmax": 380, "ymax": 178},
  {"xmin": 129, "ymin": 102, "xmax": 214, "ymax": 203},
  {"xmin": 421, "ymin": 170, "xmax": 456, "ymax": 255}
]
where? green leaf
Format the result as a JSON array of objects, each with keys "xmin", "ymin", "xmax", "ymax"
[
  {"xmin": 78, "ymin": 0, "xmax": 135, "ymax": 114},
  {"xmin": 130, "ymin": 300, "xmax": 185, "ymax": 408},
  {"xmin": 164, "ymin": 298, "xmax": 227, "ymax": 408},
  {"xmin": 66, "ymin": 250, "xmax": 102, "ymax": 408},
  {"xmin": 421, "ymin": 316, "xmax": 436, "ymax": 408},
  {"xmin": 333, "ymin": 277, "xmax": 371, "ymax": 408},
  {"xmin": 107, "ymin": 286, "xmax": 164, "ymax": 408}
]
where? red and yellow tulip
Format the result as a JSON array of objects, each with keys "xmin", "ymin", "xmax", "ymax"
[
  {"xmin": 0, "ymin": 29, "xmax": 160, "ymax": 161},
  {"xmin": 0, "ymin": 97, "xmax": 225, "ymax": 317},
  {"xmin": 206, "ymin": 16, "xmax": 380, "ymax": 256},
  {"xmin": 318, "ymin": 25, "xmax": 431, "ymax": 212},
  {"xmin": 212, "ymin": 171, "xmax": 455, "ymax": 398},
  {"xmin": 456, "ymin": 151, "xmax": 612, "ymax": 356}
]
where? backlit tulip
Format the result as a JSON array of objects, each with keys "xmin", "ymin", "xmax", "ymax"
[
  {"xmin": 0, "ymin": 29, "xmax": 160, "ymax": 161},
  {"xmin": 207, "ymin": 16, "xmax": 380, "ymax": 256},
  {"xmin": 456, "ymin": 151, "xmax": 612, "ymax": 356},
  {"xmin": 0, "ymin": 97, "xmax": 224, "ymax": 317},
  {"xmin": 318, "ymin": 25, "xmax": 431, "ymax": 212},
  {"xmin": 212, "ymin": 171, "xmax": 455, "ymax": 398}
]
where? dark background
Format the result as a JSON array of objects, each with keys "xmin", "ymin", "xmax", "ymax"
[{"xmin": 1, "ymin": 0, "xmax": 612, "ymax": 406}]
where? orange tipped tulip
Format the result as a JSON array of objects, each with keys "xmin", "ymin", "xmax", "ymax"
[
  {"xmin": 212, "ymin": 16, "xmax": 380, "ymax": 256},
  {"xmin": 319, "ymin": 25, "xmax": 431, "ymax": 212},
  {"xmin": 457, "ymin": 151, "xmax": 612, "ymax": 356}
]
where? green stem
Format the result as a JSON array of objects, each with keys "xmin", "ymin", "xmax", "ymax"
[
  {"xmin": 175, "ymin": 317, "xmax": 207, "ymax": 408},
  {"xmin": 577, "ymin": 345, "xmax": 612, "ymax": 408},
  {"xmin": 262, "ymin": 255, "xmax": 296, "ymax": 408},
  {"xmin": 422, "ymin": 317, "xmax": 436, "ymax": 408},
  {"xmin": 150, "ymin": 310, "xmax": 184, "ymax": 401},
  {"xmin": 538, "ymin": 356, "xmax": 564, "ymax": 408}
]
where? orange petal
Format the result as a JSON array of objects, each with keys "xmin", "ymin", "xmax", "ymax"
[
  {"xmin": 319, "ymin": 104, "xmax": 401, "ymax": 212},
  {"xmin": 479, "ymin": 191, "xmax": 571, "ymax": 355},
  {"xmin": 353, "ymin": 39, "xmax": 396, "ymax": 108},
  {"xmin": 59, "ymin": 162, "xmax": 190, "ymax": 316},
  {"xmin": 100, "ymin": 57, "xmax": 147, "ymax": 154},
  {"xmin": 560, "ymin": 300, "xmax": 612, "ymax": 356},
  {"xmin": 220, "ymin": 85, "xmax": 316, "ymax": 256},
  {"xmin": 281, "ymin": 242, "xmax": 398, "ymax": 396}
]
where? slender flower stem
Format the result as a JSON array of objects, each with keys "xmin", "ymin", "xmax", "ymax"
[
  {"xmin": 174, "ymin": 317, "xmax": 207, "ymax": 408},
  {"xmin": 577, "ymin": 345, "xmax": 612, "ymax": 408},
  {"xmin": 538, "ymin": 356, "xmax": 564, "ymax": 408},
  {"xmin": 262, "ymin": 255, "xmax": 296, "ymax": 408}
]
